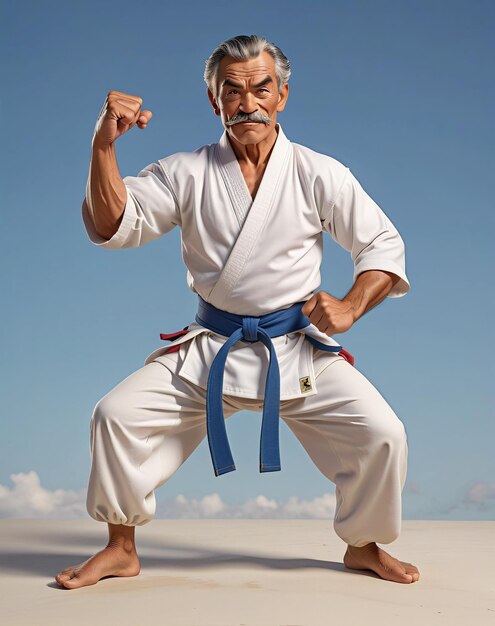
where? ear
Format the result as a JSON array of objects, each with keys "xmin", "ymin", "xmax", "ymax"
[
  {"xmin": 207, "ymin": 88, "xmax": 220, "ymax": 116},
  {"xmin": 276, "ymin": 83, "xmax": 289, "ymax": 113}
]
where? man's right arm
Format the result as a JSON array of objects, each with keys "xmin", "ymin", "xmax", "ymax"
[
  {"xmin": 82, "ymin": 91, "xmax": 181, "ymax": 250},
  {"xmin": 85, "ymin": 141, "xmax": 126, "ymax": 240}
]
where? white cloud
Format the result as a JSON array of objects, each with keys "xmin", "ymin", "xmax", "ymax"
[
  {"xmin": 0, "ymin": 471, "xmax": 336, "ymax": 520},
  {"xmin": 0, "ymin": 471, "xmax": 87, "ymax": 519},
  {"xmin": 463, "ymin": 482, "xmax": 495, "ymax": 510},
  {"xmin": 158, "ymin": 491, "xmax": 337, "ymax": 519}
]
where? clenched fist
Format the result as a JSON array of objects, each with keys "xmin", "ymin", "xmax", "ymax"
[
  {"xmin": 92, "ymin": 90, "xmax": 153, "ymax": 149},
  {"xmin": 301, "ymin": 290, "xmax": 355, "ymax": 335}
]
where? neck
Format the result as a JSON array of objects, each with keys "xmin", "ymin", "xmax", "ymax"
[{"xmin": 226, "ymin": 124, "xmax": 279, "ymax": 168}]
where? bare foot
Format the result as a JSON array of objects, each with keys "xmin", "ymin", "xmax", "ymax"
[
  {"xmin": 55, "ymin": 542, "xmax": 141, "ymax": 589},
  {"xmin": 343, "ymin": 542, "xmax": 420, "ymax": 584}
]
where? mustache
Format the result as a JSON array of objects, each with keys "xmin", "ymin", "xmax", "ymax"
[{"xmin": 225, "ymin": 111, "xmax": 273, "ymax": 126}]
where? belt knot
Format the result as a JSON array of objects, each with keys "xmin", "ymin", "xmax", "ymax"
[{"xmin": 242, "ymin": 317, "xmax": 259, "ymax": 342}]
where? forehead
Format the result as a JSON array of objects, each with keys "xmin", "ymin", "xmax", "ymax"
[{"xmin": 217, "ymin": 50, "xmax": 277, "ymax": 83}]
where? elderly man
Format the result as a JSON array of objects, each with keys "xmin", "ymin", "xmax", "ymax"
[{"xmin": 55, "ymin": 34, "xmax": 419, "ymax": 588}]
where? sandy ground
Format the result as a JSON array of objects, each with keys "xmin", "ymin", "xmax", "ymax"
[{"xmin": 0, "ymin": 519, "xmax": 494, "ymax": 626}]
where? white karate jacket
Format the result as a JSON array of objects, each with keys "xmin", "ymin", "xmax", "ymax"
[{"xmin": 83, "ymin": 124, "xmax": 410, "ymax": 399}]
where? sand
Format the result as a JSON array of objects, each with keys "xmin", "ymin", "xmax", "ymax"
[{"xmin": 0, "ymin": 519, "xmax": 494, "ymax": 626}]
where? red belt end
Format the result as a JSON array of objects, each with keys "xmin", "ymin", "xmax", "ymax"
[
  {"xmin": 159, "ymin": 328, "xmax": 190, "ymax": 341},
  {"xmin": 338, "ymin": 348, "xmax": 355, "ymax": 366}
]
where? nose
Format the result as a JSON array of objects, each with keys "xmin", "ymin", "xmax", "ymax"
[{"xmin": 239, "ymin": 91, "xmax": 257, "ymax": 114}]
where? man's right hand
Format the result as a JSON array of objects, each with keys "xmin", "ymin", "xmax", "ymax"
[{"xmin": 92, "ymin": 90, "xmax": 153, "ymax": 149}]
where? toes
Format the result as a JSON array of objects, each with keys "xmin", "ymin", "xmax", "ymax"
[
  {"xmin": 56, "ymin": 574, "xmax": 69, "ymax": 582},
  {"xmin": 405, "ymin": 566, "xmax": 419, "ymax": 575},
  {"xmin": 402, "ymin": 562, "xmax": 420, "ymax": 581},
  {"xmin": 55, "ymin": 572, "xmax": 73, "ymax": 585},
  {"xmin": 401, "ymin": 560, "xmax": 419, "ymax": 572},
  {"xmin": 62, "ymin": 572, "xmax": 89, "ymax": 588},
  {"xmin": 379, "ymin": 562, "xmax": 413, "ymax": 583},
  {"xmin": 389, "ymin": 567, "xmax": 412, "ymax": 583},
  {"xmin": 376, "ymin": 554, "xmax": 417, "ymax": 583},
  {"xmin": 55, "ymin": 565, "xmax": 78, "ymax": 583},
  {"xmin": 55, "ymin": 568, "xmax": 89, "ymax": 588},
  {"xmin": 392, "ymin": 570, "xmax": 413, "ymax": 583},
  {"xmin": 63, "ymin": 577, "xmax": 82, "ymax": 588},
  {"xmin": 396, "ymin": 563, "xmax": 415, "ymax": 583}
]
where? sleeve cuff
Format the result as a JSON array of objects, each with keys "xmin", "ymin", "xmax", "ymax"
[
  {"xmin": 354, "ymin": 260, "xmax": 411, "ymax": 298},
  {"xmin": 82, "ymin": 187, "xmax": 138, "ymax": 249}
]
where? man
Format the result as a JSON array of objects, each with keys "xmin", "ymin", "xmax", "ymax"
[{"xmin": 55, "ymin": 35, "xmax": 419, "ymax": 589}]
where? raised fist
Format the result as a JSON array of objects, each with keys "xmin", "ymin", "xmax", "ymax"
[{"xmin": 92, "ymin": 90, "xmax": 153, "ymax": 148}]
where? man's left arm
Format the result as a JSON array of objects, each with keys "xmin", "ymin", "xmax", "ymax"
[
  {"xmin": 303, "ymin": 167, "xmax": 410, "ymax": 335},
  {"xmin": 301, "ymin": 269, "xmax": 401, "ymax": 334}
]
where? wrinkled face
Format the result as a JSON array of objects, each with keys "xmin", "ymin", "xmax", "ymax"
[{"xmin": 207, "ymin": 50, "xmax": 289, "ymax": 146}]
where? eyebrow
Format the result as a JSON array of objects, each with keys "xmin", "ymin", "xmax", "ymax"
[{"xmin": 222, "ymin": 76, "xmax": 274, "ymax": 89}]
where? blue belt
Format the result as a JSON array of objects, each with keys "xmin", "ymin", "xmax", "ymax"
[{"xmin": 195, "ymin": 296, "xmax": 343, "ymax": 477}]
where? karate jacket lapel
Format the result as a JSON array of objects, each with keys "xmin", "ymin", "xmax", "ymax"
[{"xmin": 207, "ymin": 124, "xmax": 292, "ymax": 309}]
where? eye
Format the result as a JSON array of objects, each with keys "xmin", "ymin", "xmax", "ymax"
[
  {"xmin": 227, "ymin": 89, "xmax": 238, "ymax": 95},
  {"xmin": 258, "ymin": 88, "xmax": 270, "ymax": 93}
]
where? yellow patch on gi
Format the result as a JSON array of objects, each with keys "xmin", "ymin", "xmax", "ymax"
[{"xmin": 299, "ymin": 376, "xmax": 312, "ymax": 393}]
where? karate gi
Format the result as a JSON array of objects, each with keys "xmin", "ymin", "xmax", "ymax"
[{"xmin": 82, "ymin": 123, "xmax": 411, "ymax": 547}]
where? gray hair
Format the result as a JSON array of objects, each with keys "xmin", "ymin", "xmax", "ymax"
[{"xmin": 204, "ymin": 34, "xmax": 291, "ymax": 99}]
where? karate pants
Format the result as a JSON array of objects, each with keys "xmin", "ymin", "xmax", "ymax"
[{"xmin": 85, "ymin": 345, "xmax": 408, "ymax": 548}]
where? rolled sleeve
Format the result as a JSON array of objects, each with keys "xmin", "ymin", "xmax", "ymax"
[
  {"xmin": 82, "ymin": 161, "xmax": 181, "ymax": 249},
  {"xmin": 82, "ymin": 185, "xmax": 139, "ymax": 249},
  {"xmin": 322, "ymin": 169, "xmax": 410, "ymax": 298}
]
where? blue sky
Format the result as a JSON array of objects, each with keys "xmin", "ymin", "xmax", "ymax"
[{"xmin": 1, "ymin": 0, "xmax": 494, "ymax": 522}]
